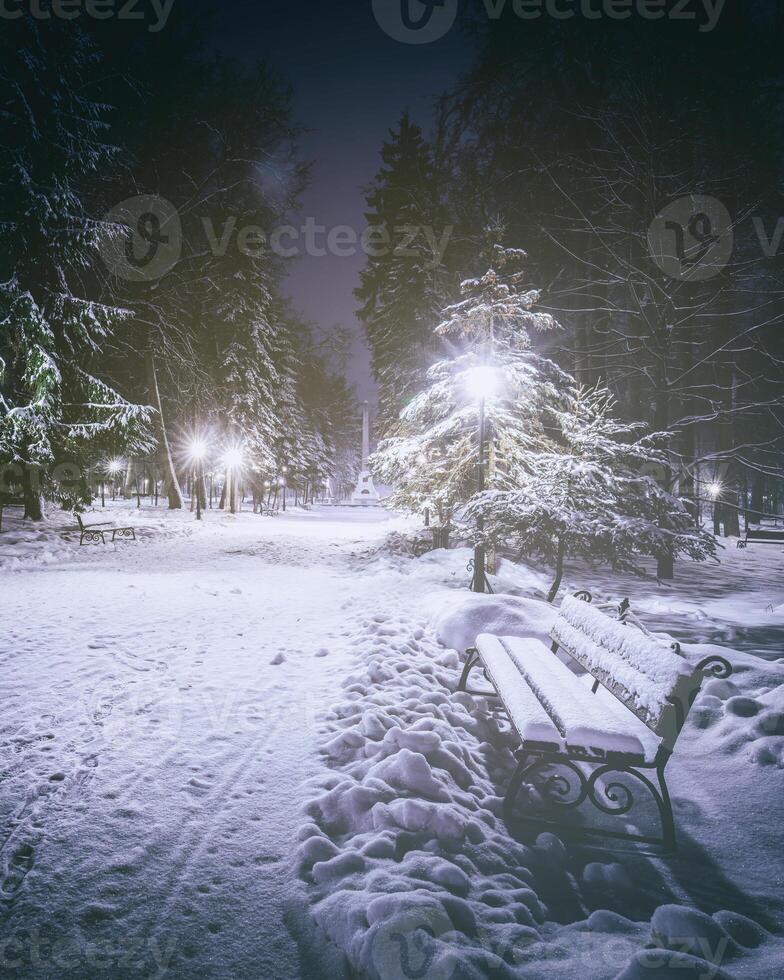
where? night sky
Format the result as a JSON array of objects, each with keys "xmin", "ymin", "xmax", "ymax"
[{"xmin": 193, "ymin": 0, "xmax": 474, "ymax": 401}]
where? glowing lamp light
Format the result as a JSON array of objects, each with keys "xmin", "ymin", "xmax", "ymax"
[
  {"xmin": 106, "ymin": 458, "xmax": 122, "ymax": 476},
  {"xmin": 464, "ymin": 365, "xmax": 500, "ymax": 403},
  {"xmin": 223, "ymin": 446, "xmax": 244, "ymax": 470},
  {"xmin": 189, "ymin": 438, "xmax": 208, "ymax": 462},
  {"xmin": 706, "ymin": 482, "xmax": 723, "ymax": 499}
]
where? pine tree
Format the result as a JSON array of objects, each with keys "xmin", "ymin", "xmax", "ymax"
[
  {"xmin": 373, "ymin": 246, "xmax": 715, "ymax": 595},
  {"xmin": 356, "ymin": 112, "xmax": 450, "ymax": 435},
  {"xmin": 465, "ymin": 386, "xmax": 716, "ymax": 601},
  {"xmin": 371, "ymin": 245, "xmax": 561, "ymax": 522},
  {"xmin": 0, "ymin": 18, "xmax": 152, "ymax": 519}
]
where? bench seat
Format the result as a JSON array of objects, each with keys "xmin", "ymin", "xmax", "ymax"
[
  {"xmin": 477, "ymin": 634, "xmax": 658, "ymax": 763},
  {"xmin": 476, "ymin": 635, "xmax": 563, "ymax": 750}
]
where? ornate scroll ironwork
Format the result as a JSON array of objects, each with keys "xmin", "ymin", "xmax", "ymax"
[
  {"xmin": 111, "ymin": 528, "xmax": 136, "ymax": 541},
  {"xmin": 695, "ymin": 654, "xmax": 732, "ymax": 679},
  {"xmin": 504, "ymin": 751, "xmax": 677, "ymax": 850},
  {"xmin": 80, "ymin": 530, "xmax": 105, "ymax": 545}
]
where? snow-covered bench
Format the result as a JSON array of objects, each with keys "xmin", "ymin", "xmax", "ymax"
[
  {"xmin": 75, "ymin": 513, "xmax": 136, "ymax": 546},
  {"xmin": 457, "ymin": 591, "xmax": 732, "ymax": 849},
  {"xmin": 737, "ymin": 525, "xmax": 784, "ymax": 548}
]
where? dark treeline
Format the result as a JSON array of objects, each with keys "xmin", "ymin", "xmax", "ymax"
[
  {"xmin": 0, "ymin": 7, "xmax": 357, "ymax": 519},
  {"xmin": 359, "ymin": 0, "xmax": 784, "ymax": 529}
]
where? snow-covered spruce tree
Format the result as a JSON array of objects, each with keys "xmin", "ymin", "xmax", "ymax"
[
  {"xmin": 372, "ymin": 246, "xmax": 715, "ymax": 595},
  {"xmin": 464, "ymin": 386, "xmax": 717, "ymax": 601},
  {"xmin": 371, "ymin": 245, "xmax": 561, "ymax": 524},
  {"xmin": 0, "ymin": 17, "xmax": 152, "ymax": 519}
]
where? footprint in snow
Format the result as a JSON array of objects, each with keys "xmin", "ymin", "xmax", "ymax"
[
  {"xmin": 270, "ymin": 652, "xmax": 286, "ymax": 665},
  {"xmin": 315, "ymin": 648, "xmax": 330, "ymax": 658}
]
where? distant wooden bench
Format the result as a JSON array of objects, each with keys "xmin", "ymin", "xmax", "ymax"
[
  {"xmin": 76, "ymin": 514, "xmax": 136, "ymax": 546},
  {"xmin": 457, "ymin": 591, "xmax": 732, "ymax": 850},
  {"xmin": 259, "ymin": 504, "xmax": 279, "ymax": 517},
  {"xmin": 737, "ymin": 526, "xmax": 784, "ymax": 548}
]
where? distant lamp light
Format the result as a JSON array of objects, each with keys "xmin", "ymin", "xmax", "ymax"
[
  {"xmin": 222, "ymin": 446, "xmax": 244, "ymax": 471},
  {"xmin": 106, "ymin": 458, "xmax": 122, "ymax": 476},
  {"xmin": 707, "ymin": 481, "xmax": 723, "ymax": 499},
  {"xmin": 189, "ymin": 438, "xmax": 208, "ymax": 462},
  {"xmin": 464, "ymin": 365, "xmax": 500, "ymax": 403}
]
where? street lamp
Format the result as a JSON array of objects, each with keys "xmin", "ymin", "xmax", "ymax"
[
  {"xmin": 188, "ymin": 438, "xmax": 208, "ymax": 521},
  {"xmin": 464, "ymin": 365, "xmax": 499, "ymax": 594},
  {"xmin": 279, "ymin": 465, "xmax": 288, "ymax": 511},
  {"xmin": 106, "ymin": 458, "xmax": 122, "ymax": 502},
  {"xmin": 706, "ymin": 481, "xmax": 723, "ymax": 499}
]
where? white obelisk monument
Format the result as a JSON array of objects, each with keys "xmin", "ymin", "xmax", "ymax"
[{"xmin": 351, "ymin": 401, "xmax": 380, "ymax": 505}]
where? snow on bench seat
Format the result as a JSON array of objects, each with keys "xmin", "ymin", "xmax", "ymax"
[
  {"xmin": 496, "ymin": 635, "xmax": 658, "ymax": 761},
  {"xmin": 551, "ymin": 595, "xmax": 698, "ymax": 737},
  {"xmin": 474, "ymin": 635, "xmax": 563, "ymax": 750}
]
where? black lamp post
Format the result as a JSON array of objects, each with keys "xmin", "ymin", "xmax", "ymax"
[
  {"xmin": 472, "ymin": 393, "xmax": 488, "ymax": 593},
  {"xmin": 465, "ymin": 366, "xmax": 498, "ymax": 594}
]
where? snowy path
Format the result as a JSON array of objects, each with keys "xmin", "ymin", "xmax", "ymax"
[
  {"xmin": 3, "ymin": 508, "xmax": 784, "ymax": 979},
  {"xmin": 0, "ymin": 508, "xmax": 415, "ymax": 978}
]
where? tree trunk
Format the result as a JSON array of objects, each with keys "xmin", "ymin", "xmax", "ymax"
[
  {"xmin": 653, "ymin": 353, "xmax": 675, "ymax": 581},
  {"xmin": 724, "ymin": 498, "xmax": 740, "ymax": 537},
  {"xmin": 547, "ymin": 538, "xmax": 566, "ymax": 604},
  {"xmin": 22, "ymin": 464, "xmax": 43, "ymax": 521},
  {"xmin": 751, "ymin": 471, "xmax": 764, "ymax": 523},
  {"xmin": 123, "ymin": 457, "xmax": 135, "ymax": 499},
  {"xmin": 145, "ymin": 352, "xmax": 183, "ymax": 509}
]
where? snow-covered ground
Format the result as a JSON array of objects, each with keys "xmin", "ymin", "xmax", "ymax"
[{"xmin": 1, "ymin": 506, "xmax": 783, "ymax": 978}]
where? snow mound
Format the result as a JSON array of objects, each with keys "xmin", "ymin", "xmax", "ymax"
[
  {"xmin": 431, "ymin": 591, "xmax": 556, "ymax": 653},
  {"xmin": 683, "ymin": 644, "xmax": 784, "ymax": 768},
  {"xmin": 0, "ymin": 522, "xmax": 73, "ymax": 570}
]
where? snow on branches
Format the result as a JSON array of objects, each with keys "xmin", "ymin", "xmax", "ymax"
[{"xmin": 372, "ymin": 246, "xmax": 715, "ymax": 597}]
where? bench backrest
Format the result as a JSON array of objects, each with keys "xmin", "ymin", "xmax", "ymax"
[{"xmin": 550, "ymin": 595, "xmax": 704, "ymax": 745}]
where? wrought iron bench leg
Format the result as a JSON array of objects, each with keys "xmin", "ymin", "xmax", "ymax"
[
  {"xmin": 503, "ymin": 753, "xmax": 678, "ymax": 851},
  {"xmin": 457, "ymin": 648, "xmax": 480, "ymax": 692},
  {"xmin": 655, "ymin": 761, "xmax": 676, "ymax": 852}
]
